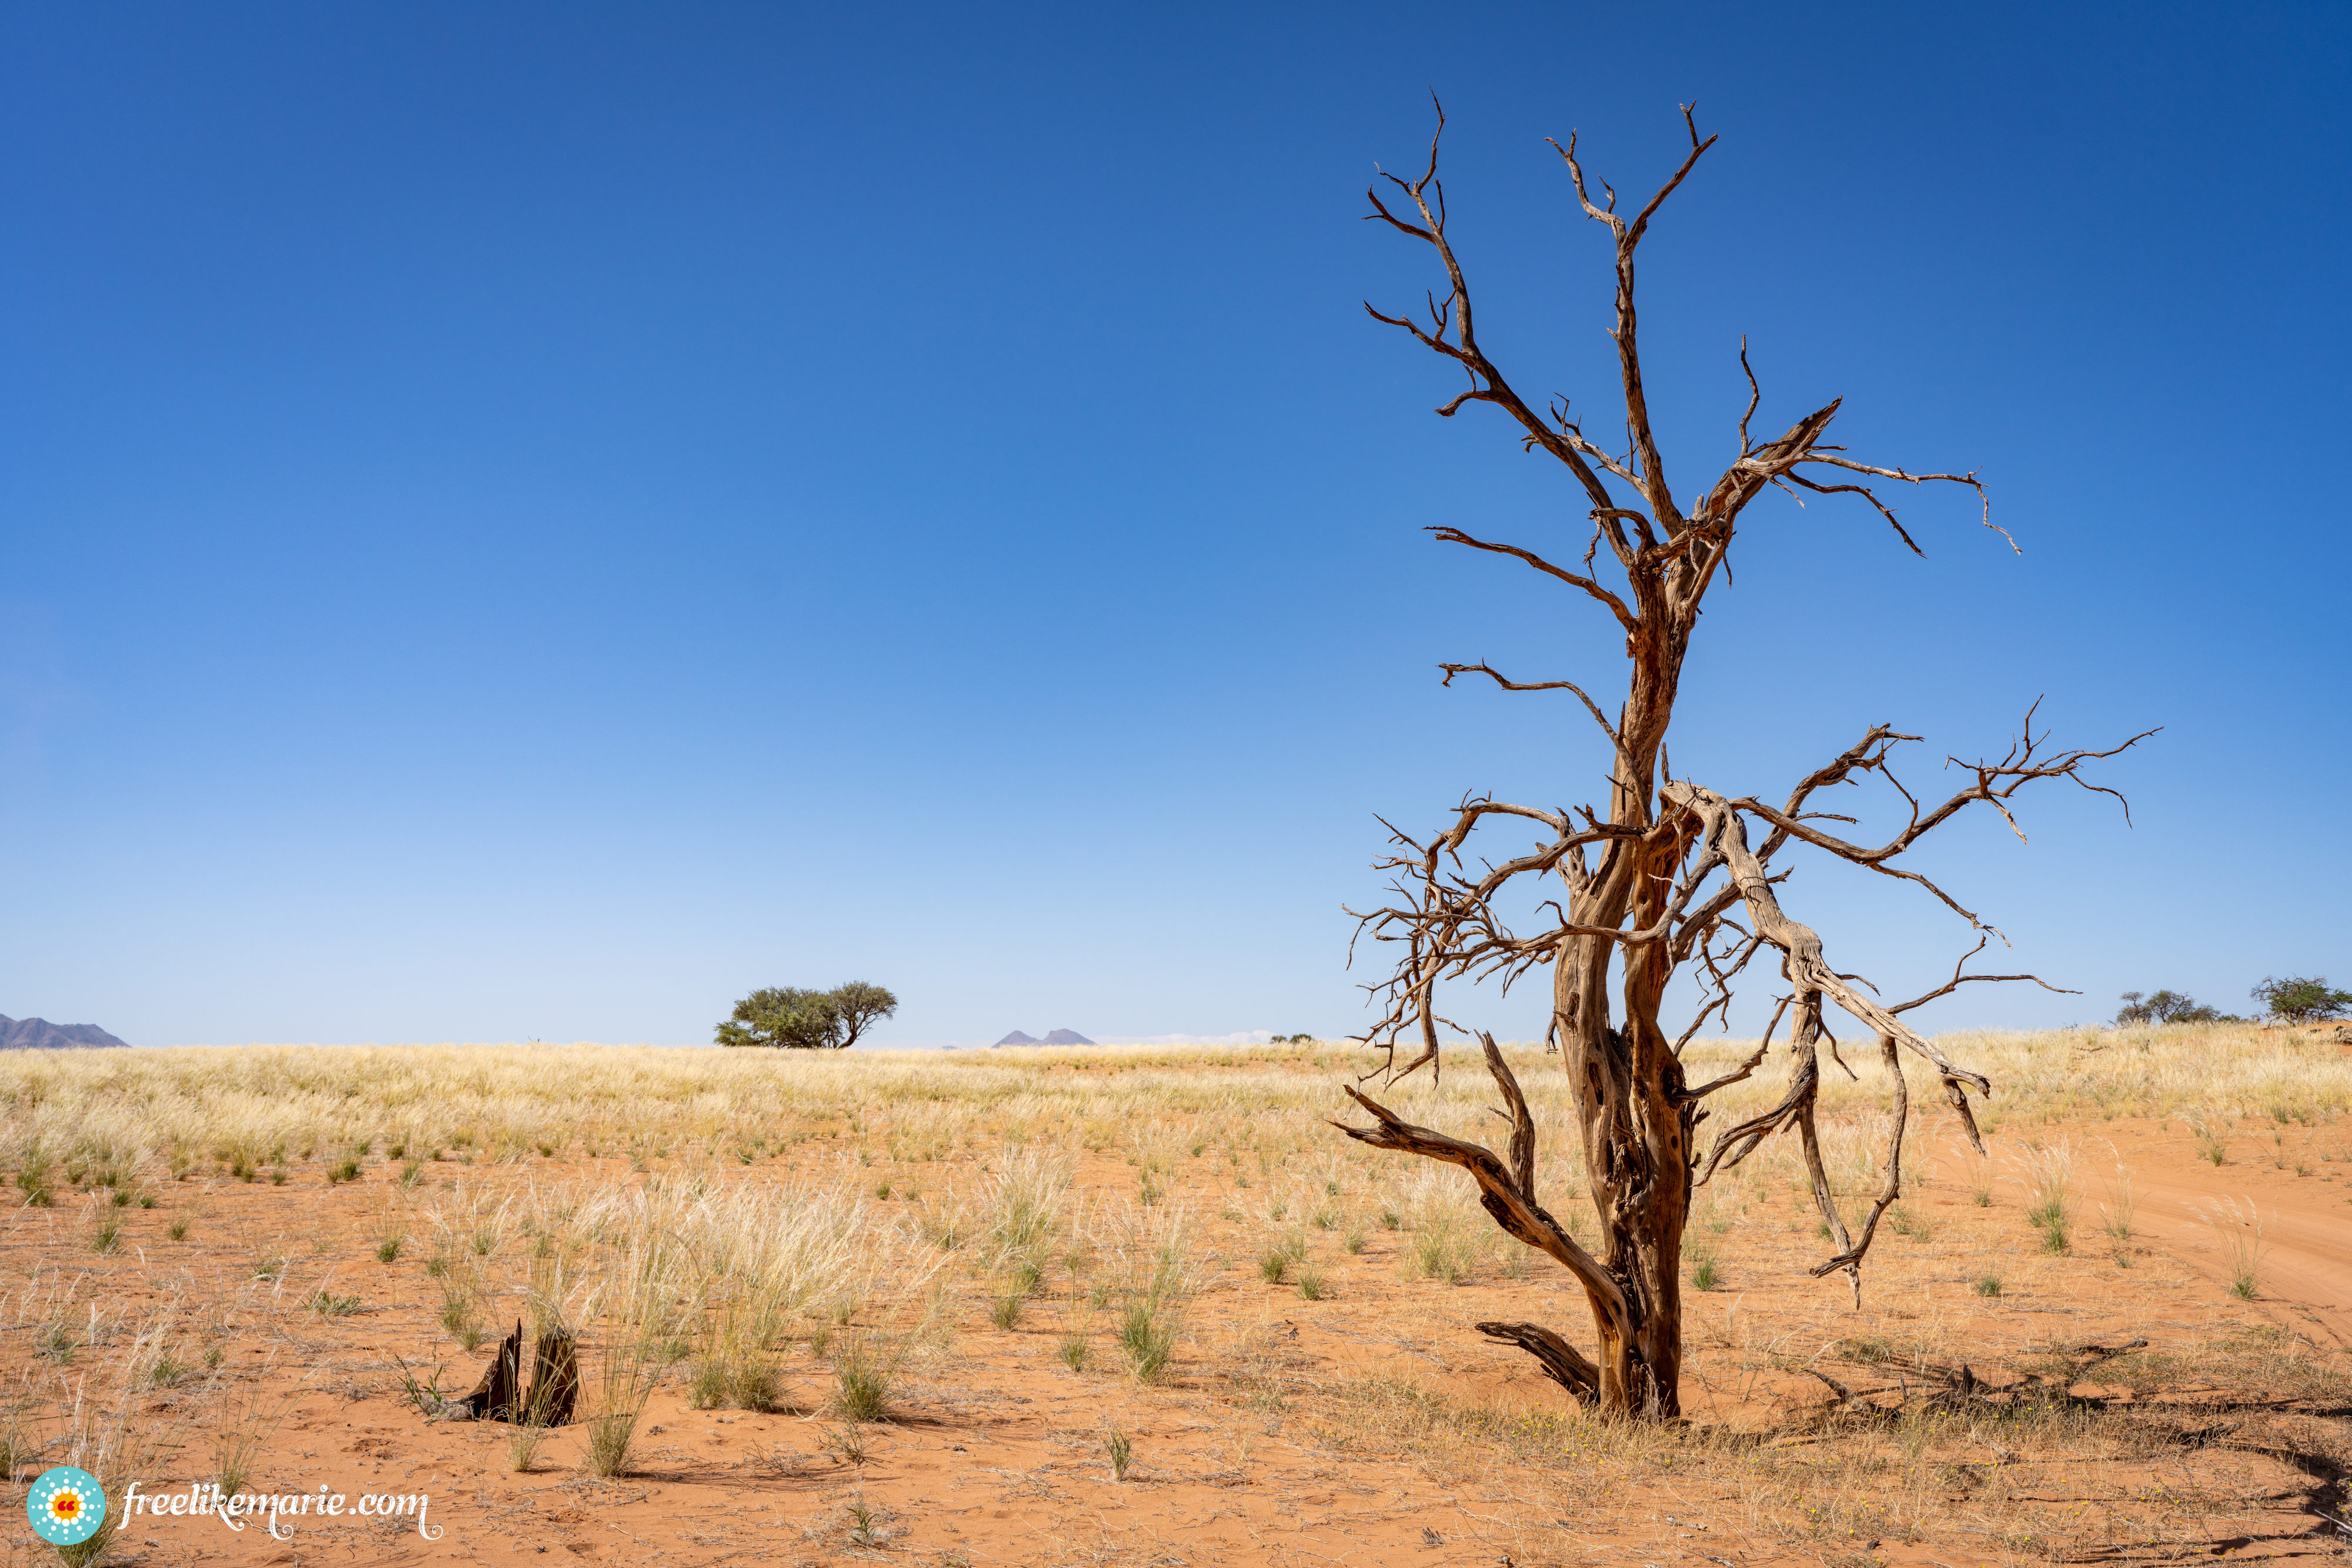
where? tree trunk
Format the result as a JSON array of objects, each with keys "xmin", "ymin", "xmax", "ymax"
[{"xmin": 1553, "ymin": 804, "xmax": 1695, "ymax": 1414}]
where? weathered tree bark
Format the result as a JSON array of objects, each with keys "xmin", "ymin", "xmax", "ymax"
[
  {"xmin": 441, "ymin": 1322, "xmax": 579, "ymax": 1425},
  {"xmin": 452, "ymin": 1321, "xmax": 524, "ymax": 1422},
  {"xmin": 524, "ymin": 1328, "xmax": 579, "ymax": 1426},
  {"xmin": 1336, "ymin": 102, "xmax": 2150, "ymax": 1419}
]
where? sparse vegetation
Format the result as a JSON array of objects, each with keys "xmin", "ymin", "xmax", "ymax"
[
  {"xmin": 2022, "ymin": 1141, "xmax": 2074, "ymax": 1253},
  {"xmin": 2100, "ymin": 1166, "xmax": 2136, "ymax": 1240},
  {"xmin": 1118, "ymin": 1300, "xmax": 1177, "ymax": 1381},
  {"xmin": 1105, "ymin": 1426, "xmax": 1132, "ymax": 1481},
  {"xmin": 0, "ymin": 1031, "xmax": 2340, "ymax": 1563},
  {"xmin": 2203, "ymin": 1197, "xmax": 2269, "ymax": 1301},
  {"xmin": 831, "ymin": 1335, "xmax": 895, "ymax": 1423}
]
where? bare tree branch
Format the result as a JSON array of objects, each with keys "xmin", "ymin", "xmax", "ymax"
[
  {"xmin": 1429, "ymin": 529, "xmax": 1637, "ymax": 630},
  {"xmin": 1889, "ymin": 935, "xmax": 2080, "ymax": 1015},
  {"xmin": 1549, "ymin": 106, "xmax": 1718, "ymax": 533},
  {"xmin": 1334, "ymin": 1075, "xmax": 1625, "ymax": 1319},
  {"xmin": 1438, "ymin": 661, "xmax": 1629, "ymax": 768},
  {"xmin": 1734, "ymin": 719, "xmax": 2158, "ymax": 865},
  {"xmin": 1665, "ymin": 777, "xmax": 1995, "ymax": 1155}
]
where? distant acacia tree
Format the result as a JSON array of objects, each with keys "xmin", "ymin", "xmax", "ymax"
[
  {"xmin": 2115, "ymin": 989, "xmax": 2226, "ymax": 1025},
  {"xmin": 2250, "ymin": 976, "xmax": 2352, "ymax": 1025},
  {"xmin": 1332, "ymin": 103, "xmax": 2151, "ymax": 1420},
  {"xmin": 717, "ymin": 982, "xmax": 898, "ymax": 1049},
  {"xmin": 828, "ymin": 982, "xmax": 901, "ymax": 1049}
]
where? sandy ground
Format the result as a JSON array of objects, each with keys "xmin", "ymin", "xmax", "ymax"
[{"xmin": 5, "ymin": 1106, "xmax": 2348, "ymax": 1568}]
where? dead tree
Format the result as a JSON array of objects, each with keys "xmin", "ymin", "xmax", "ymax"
[{"xmin": 1335, "ymin": 103, "xmax": 2153, "ymax": 1419}]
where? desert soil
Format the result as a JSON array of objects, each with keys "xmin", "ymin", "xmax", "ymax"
[{"xmin": 4, "ymin": 1089, "xmax": 2348, "ymax": 1568}]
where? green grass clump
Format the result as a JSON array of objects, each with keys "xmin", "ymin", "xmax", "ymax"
[
  {"xmin": 832, "ymin": 1339, "xmax": 893, "ymax": 1423},
  {"xmin": 16, "ymin": 1161, "xmax": 53, "ymax": 1207},
  {"xmin": 1118, "ymin": 1303, "xmax": 1175, "ymax": 1382}
]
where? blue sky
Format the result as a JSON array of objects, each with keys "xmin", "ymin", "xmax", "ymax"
[{"xmin": 2, "ymin": 2, "xmax": 2346, "ymax": 1047}]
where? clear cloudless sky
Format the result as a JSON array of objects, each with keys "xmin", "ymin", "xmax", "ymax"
[{"xmin": 2, "ymin": 2, "xmax": 2346, "ymax": 1047}]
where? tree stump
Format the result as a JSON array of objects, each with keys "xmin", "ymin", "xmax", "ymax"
[
  {"xmin": 523, "ymin": 1328, "xmax": 579, "ymax": 1426},
  {"xmin": 439, "ymin": 1322, "xmax": 576, "ymax": 1425},
  {"xmin": 450, "ymin": 1321, "xmax": 524, "ymax": 1422}
]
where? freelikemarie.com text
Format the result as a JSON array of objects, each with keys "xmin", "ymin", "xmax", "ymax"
[{"xmin": 120, "ymin": 1481, "xmax": 440, "ymax": 1540}]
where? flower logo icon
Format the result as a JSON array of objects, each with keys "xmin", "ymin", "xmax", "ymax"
[{"xmin": 27, "ymin": 1466, "xmax": 105, "ymax": 1546}]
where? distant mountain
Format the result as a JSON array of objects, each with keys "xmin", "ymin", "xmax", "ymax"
[
  {"xmin": 0, "ymin": 1015, "xmax": 129, "ymax": 1051},
  {"xmin": 994, "ymin": 1030, "xmax": 1040, "ymax": 1047},
  {"xmin": 1041, "ymin": 1029, "xmax": 1094, "ymax": 1045}
]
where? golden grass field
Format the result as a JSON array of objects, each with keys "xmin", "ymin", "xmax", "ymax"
[{"xmin": 0, "ymin": 1025, "xmax": 2347, "ymax": 1567}]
